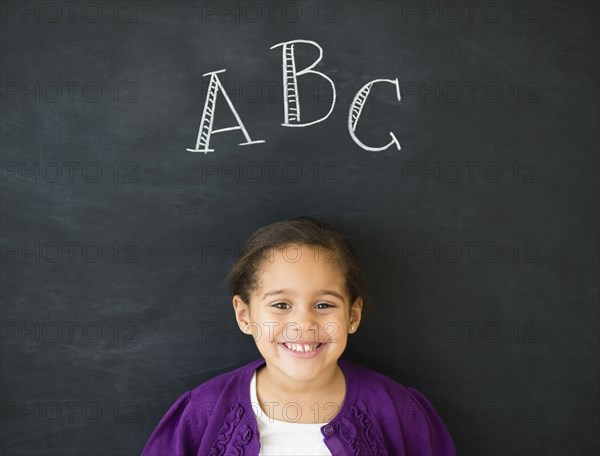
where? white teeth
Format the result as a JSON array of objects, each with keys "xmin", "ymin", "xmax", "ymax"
[{"xmin": 283, "ymin": 343, "xmax": 321, "ymax": 352}]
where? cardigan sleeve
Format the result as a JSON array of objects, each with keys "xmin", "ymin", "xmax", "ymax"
[
  {"xmin": 140, "ymin": 391, "xmax": 201, "ymax": 456},
  {"xmin": 402, "ymin": 387, "xmax": 457, "ymax": 456}
]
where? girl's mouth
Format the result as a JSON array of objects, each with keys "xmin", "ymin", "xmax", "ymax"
[{"xmin": 278, "ymin": 342, "xmax": 326, "ymax": 358}]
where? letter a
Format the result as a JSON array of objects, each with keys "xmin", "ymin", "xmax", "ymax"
[
  {"xmin": 348, "ymin": 78, "xmax": 401, "ymax": 152},
  {"xmin": 187, "ymin": 70, "xmax": 265, "ymax": 153},
  {"xmin": 270, "ymin": 39, "xmax": 336, "ymax": 127}
]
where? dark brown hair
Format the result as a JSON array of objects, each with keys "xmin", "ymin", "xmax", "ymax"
[{"xmin": 223, "ymin": 216, "xmax": 372, "ymax": 320}]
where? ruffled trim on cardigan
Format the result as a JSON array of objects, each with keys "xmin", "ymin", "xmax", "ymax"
[
  {"xmin": 335, "ymin": 399, "xmax": 389, "ymax": 455},
  {"xmin": 209, "ymin": 402, "xmax": 253, "ymax": 455}
]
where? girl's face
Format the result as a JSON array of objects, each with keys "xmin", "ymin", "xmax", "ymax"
[{"xmin": 233, "ymin": 244, "xmax": 362, "ymax": 382}]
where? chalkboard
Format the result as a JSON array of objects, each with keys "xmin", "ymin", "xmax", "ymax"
[{"xmin": 1, "ymin": 1, "xmax": 598, "ymax": 455}]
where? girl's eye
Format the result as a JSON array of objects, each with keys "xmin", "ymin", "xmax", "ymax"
[
  {"xmin": 272, "ymin": 302, "xmax": 289, "ymax": 310},
  {"xmin": 316, "ymin": 303, "xmax": 334, "ymax": 309}
]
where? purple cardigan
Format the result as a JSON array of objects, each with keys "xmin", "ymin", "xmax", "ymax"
[{"xmin": 141, "ymin": 357, "xmax": 457, "ymax": 455}]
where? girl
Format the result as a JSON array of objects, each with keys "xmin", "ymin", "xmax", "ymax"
[{"xmin": 141, "ymin": 216, "xmax": 457, "ymax": 455}]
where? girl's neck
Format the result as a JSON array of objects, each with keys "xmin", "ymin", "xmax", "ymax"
[{"xmin": 257, "ymin": 363, "xmax": 345, "ymax": 403}]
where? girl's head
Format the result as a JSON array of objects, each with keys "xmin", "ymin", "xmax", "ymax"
[
  {"xmin": 226, "ymin": 216, "xmax": 372, "ymax": 316},
  {"xmin": 226, "ymin": 216, "xmax": 371, "ymax": 380}
]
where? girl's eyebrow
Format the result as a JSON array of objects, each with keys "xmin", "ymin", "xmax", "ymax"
[{"xmin": 261, "ymin": 289, "xmax": 345, "ymax": 302}]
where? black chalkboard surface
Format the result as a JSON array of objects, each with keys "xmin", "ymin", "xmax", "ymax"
[{"xmin": 1, "ymin": 1, "xmax": 598, "ymax": 455}]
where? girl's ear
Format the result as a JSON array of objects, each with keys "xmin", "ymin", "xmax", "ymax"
[
  {"xmin": 232, "ymin": 295, "xmax": 251, "ymax": 334},
  {"xmin": 349, "ymin": 297, "xmax": 363, "ymax": 331}
]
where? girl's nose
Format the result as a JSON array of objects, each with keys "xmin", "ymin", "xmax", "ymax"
[{"xmin": 288, "ymin": 309, "xmax": 319, "ymax": 337}]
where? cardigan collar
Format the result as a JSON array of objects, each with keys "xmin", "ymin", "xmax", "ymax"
[{"xmin": 237, "ymin": 356, "xmax": 359, "ymax": 432}]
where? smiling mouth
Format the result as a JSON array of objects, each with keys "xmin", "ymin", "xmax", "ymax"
[{"xmin": 279, "ymin": 342, "xmax": 324, "ymax": 353}]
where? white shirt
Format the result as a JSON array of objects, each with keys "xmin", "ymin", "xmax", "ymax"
[{"xmin": 250, "ymin": 370, "xmax": 333, "ymax": 456}]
